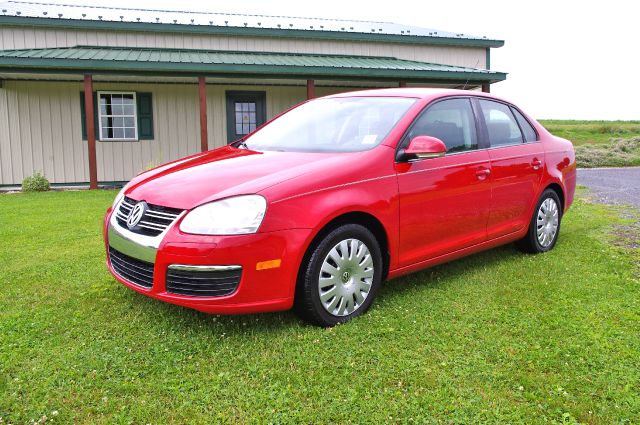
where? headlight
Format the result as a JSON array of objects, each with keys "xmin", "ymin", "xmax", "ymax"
[
  {"xmin": 179, "ymin": 195, "xmax": 267, "ymax": 235},
  {"xmin": 112, "ymin": 186, "xmax": 127, "ymax": 209}
]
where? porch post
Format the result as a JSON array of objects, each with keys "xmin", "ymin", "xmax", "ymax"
[
  {"xmin": 398, "ymin": 81, "xmax": 407, "ymax": 87},
  {"xmin": 306, "ymin": 79, "xmax": 315, "ymax": 99},
  {"xmin": 198, "ymin": 76, "xmax": 209, "ymax": 152},
  {"xmin": 482, "ymin": 83, "xmax": 490, "ymax": 93},
  {"xmin": 83, "ymin": 74, "xmax": 98, "ymax": 190}
]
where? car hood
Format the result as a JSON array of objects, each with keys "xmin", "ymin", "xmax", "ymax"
[{"xmin": 125, "ymin": 145, "xmax": 363, "ymax": 210}]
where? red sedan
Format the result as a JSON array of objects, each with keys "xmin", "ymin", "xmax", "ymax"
[{"xmin": 104, "ymin": 88, "xmax": 576, "ymax": 326}]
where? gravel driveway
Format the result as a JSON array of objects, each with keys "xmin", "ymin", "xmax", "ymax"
[{"xmin": 577, "ymin": 167, "xmax": 640, "ymax": 208}]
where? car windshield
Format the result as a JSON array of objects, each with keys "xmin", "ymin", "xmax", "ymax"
[{"xmin": 243, "ymin": 96, "xmax": 417, "ymax": 152}]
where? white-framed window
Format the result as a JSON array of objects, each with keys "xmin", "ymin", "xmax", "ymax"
[{"xmin": 98, "ymin": 91, "xmax": 138, "ymax": 141}]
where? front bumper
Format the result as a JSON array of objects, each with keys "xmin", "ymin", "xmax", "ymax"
[{"xmin": 103, "ymin": 207, "xmax": 311, "ymax": 314}]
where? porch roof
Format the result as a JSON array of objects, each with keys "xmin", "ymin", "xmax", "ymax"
[{"xmin": 0, "ymin": 46, "xmax": 507, "ymax": 84}]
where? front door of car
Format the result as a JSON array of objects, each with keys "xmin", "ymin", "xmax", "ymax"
[
  {"xmin": 396, "ymin": 97, "xmax": 492, "ymax": 267},
  {"xmin": 475, "ymin": 99, "xmax": 545, "ymax": 239},
  {"xmin": 225, "ymin": 91, "xmax": 266, "ymax": 143}
]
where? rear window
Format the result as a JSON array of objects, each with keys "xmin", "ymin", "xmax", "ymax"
[{"xmin": 511, "ymin": 107, "xmax": 538, "ymax": 142}]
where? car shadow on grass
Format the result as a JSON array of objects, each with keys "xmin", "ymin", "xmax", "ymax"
[
  {"xmin": 115, "ymin": 242, "xmax": 524, "ymax": 335},
  {"xmin": 379, "ymin": 243, "xmax": 521, "ymax": 296}
]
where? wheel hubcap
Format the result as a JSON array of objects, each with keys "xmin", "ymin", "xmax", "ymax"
[
  {"xmin": 536, "ymin": 197, "xmax": 559, "ymax": 247},
  {"xmin": 318, "ymin": 238, "xmax": 374, "ymax": 317}
]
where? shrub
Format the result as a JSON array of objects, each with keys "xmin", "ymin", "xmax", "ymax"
[{"xmin": 21, "ymin": 172, "xmax": 50, "ymax": 192}]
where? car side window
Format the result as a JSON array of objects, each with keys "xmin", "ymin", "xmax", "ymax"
[
  {"xmin": 511, "ymin": 107, "xmax": 538, "ymax": 142},
  {"xmin": 478, "ymin": 99, "xmax": 524, "ymax": 147},
  {"xmin": 406, "ymin": 98, "xmax": 478, "ymax": 153}
]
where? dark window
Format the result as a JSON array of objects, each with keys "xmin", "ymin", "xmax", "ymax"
[
  {"xmin": 478, "ymin": 99, "xmax": 524, "ymax": 147},
  {"xmin": 80, "ymin": 91, "xmax": 153, "ymax": 141},
  {"xmin": 407, "ymin": 98, "xmax": 478, "ymax": 153},
  {"xmin": 511, "ymin": 107, "xmax": 537, "ymax": 142},
  {"xmin": 235, "ymin": 102, "xmax": 257, "ymax": 135},
  {"xmin": 225, "ymin": 91, "xmax": 266, "ymax": 143}
]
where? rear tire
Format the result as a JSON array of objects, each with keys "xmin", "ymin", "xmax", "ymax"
[
  {"xmin": 516, "ymin": 189, "xmax": 562, "ymax": 254},
  {"xmin": 295, "ymin": 224, "xmax": 383, "ymax": 327}
]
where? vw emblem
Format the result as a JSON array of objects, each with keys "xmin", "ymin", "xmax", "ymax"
[
  {"xmin": 341, "ymin": 271, "xmax": 351, "ymax": 283},
  {"xmin": 126, "ymin": 201, "xmax": 147, "ymax": 229}
]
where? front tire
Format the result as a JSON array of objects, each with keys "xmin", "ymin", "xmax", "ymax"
[
  {"xmin": 516, "ymin": 189, "xmax": 562, "ymax": 253},
  {"xmin": 295, "ymin": 224, "xmax": 383, "ymax": 327}
]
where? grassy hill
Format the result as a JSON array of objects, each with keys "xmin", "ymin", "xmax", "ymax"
[
  {"xmin": 538, "ymin": 120, "xmax": 640, "ymax": 167},
  {"xmin": 539, "ymin": 120, "xmax": 640, "ymax": 146}
]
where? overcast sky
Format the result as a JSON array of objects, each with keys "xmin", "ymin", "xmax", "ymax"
[{"xmin": 44, "ymin": 0, "xmax": 640, "ymax": 120}]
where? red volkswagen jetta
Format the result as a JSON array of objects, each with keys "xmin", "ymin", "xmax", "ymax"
[{"xmin": 104, "ymin": 88, "xmax": 576, "ymax": 326}]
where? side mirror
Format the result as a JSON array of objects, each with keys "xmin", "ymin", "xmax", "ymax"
[{"xmin": 401, "ymin": 136, "xmax": 447, "ymax": 160}]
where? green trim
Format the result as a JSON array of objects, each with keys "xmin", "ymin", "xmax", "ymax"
[
  {"xmin": 0, "ymin": 58, "xmax": 506, "ymax": 83},
  {"xmin": 2, "ymin": 69, "xmax": 502, "ymax": 86},
  {"xmin": 0, "ymin": 77, "xmax": 400, "ymax": 89},
  {"xmin": 0, "ymin": 16, "xmax": 505, "ymax": 48},
  {"xmin": 486, "ymin": 48, "xmax": 491, "ymax": 70}
]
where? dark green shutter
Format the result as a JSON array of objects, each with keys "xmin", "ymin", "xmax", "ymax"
[
  {"xmin": 137, "ymin": 92, "xmax": 154, "ymax": 140},
  {"xmin": 79, "ymin": 91, "xmax": 99, "ymax": 140}
]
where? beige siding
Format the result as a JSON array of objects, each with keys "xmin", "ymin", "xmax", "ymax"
[
  {"xmin": 92, "ymin": 82, "xmax": 203, "ymax": 183},
  {"xmin": 0, "ymin": 26, "xmax": 487, "ymax": 68},
  {"xmin": 0, "ymin": 81, "xmax": 198, "ymax": 184},
  {"xmin": 0, "ymin": 25, "xmax": 490, "ymax": 185},
  {"xmin": 0, "ymin": 80, "xmax": 350, "ymax": 184},
  {"xmin": 0, "ymin": 81, "xmax": 88, "ymax": 184}
]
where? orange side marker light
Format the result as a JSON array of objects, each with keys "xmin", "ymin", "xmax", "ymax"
[{"xmin": 256, "ymin": 259, "xmax": 282, "ymax": 271}]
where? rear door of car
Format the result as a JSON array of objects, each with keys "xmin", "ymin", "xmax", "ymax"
[
  {"xmin": 474, "ymin": 98, "xmax": 544, "ymax": 240},
  {"xmin": 396, "ymin": 97, "xmax": 492, "ymax": 266}
]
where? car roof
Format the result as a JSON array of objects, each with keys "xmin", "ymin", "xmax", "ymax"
[{"xmin": 325, "ymin": 87, "xmax": 512, "ymax": 104}]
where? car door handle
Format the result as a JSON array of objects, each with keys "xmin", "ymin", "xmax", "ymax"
[
  {"xmin": 475, "ymin": 168, "xmax": 491, "ymax": 180},
  {"xmin": 531, "ymin": 158, "xmax": 542, "ymax": 170}
]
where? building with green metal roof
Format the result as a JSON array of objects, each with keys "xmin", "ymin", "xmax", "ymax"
[{"xmin": 0, "ymin": 1, "xmax": 505, "ymax": 187}]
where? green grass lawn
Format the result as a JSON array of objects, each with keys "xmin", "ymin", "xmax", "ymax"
[{"xmin": 1, "ymin": 190, "xmax": 639, "ymax": 423}]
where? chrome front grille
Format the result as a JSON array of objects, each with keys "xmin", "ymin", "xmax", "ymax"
[
  {"xmin": 115, "ymin": 196, "xmax": 183, "ymax": 237},
  {"xmin": 108, "ymin": 247, "xmax": 155, "ymax": 288}
]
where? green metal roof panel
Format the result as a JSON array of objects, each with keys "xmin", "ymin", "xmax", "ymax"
[
  {"xmin": 0, "ymin": 46, "xmax": 507, "ymax": 83},
  {"xmin": 0, "ymin": 1, "xmax": 504, "ymax": 48}
]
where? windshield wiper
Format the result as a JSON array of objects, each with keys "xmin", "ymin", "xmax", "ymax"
[{"xmin": 231, "ymin": 137, "xmax": 249, "ymax": 149}]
